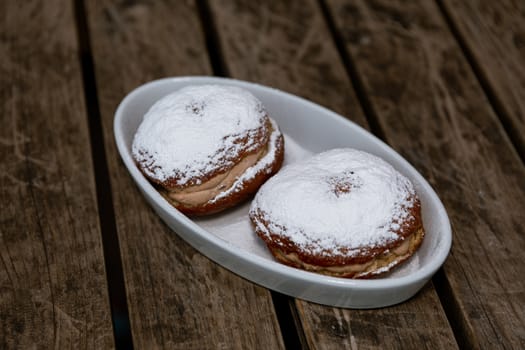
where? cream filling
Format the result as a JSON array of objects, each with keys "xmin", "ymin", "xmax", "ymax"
[
  {"xmin": 167, "ymin": 148, "xmax": 265, "ymax": 206},
  {"xmin": 273, "ymin": 228, "xmax": 422, "ymax": 277}
]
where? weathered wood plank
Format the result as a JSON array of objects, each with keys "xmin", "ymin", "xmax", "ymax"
[
  {"xmin": 440, "ymin": 0, "xmax": 525, "ymax": 157},
  {"xmin": 0, "ymin": 1, "xmax": 114, "ymax": 348},
  {"xmin": 85, "ymin": 0, "xmax": 284, "ymax": 348},
  {"xmin": 209, "ymin": 0, "xmax": 367, "ymax": 127},
  {"xmin": 208, "ymin": 1, "xmax": 458, "ymax": 349},
  {"xmin": 325, "ymin": 0, "xmax": 525, "ymax": 348},
  {"xmin": 297, "ymin": 283, "xmax": 457, "ymax": 349}
]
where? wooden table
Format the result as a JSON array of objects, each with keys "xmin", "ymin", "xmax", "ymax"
[{"xmin": 2, "ymin": 0, "xmax": 524, "ymax": 348}]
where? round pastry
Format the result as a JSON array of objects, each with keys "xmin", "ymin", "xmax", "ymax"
[
  {"xmin": 132, "ymin": 84, "xmax": 284, "ymax": 215},
  {"xmin": 249, "ymin": 148, "xmax": 424, "ymax": 278}
]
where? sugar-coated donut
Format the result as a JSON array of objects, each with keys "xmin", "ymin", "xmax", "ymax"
[
  {"xmin": 249, "ymin": 148, "xmax": 424, "ymax": 278},
  {"xmin": 132, "ymin": 84, "xmax": 284, "ymax": 215}
]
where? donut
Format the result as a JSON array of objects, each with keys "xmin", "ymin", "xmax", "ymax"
[
  {"xmin": 132, "ymin": 84, "xmax": 284, "ymax": 215},
  {"xmin": 249, "ymin": 148, "xmax": 424, "ymax": 278}
]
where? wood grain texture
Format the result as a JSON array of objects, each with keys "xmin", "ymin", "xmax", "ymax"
[
  {"xmin": 326, "ymin": 0, "xmax": 525, "ymax": 348},
  {"xmin": 440, "ymin": 0, "xmax": 525, "ymax": 157},
  {"xmin": 0, "ymin": 1, "xmax": 114, "ymax": 348},
  {"xmin": 84, "ymin": 0, "xmax": 284, "ymax": 348},
  {"xmin": 297, "ymin": 283, "xmax": 457, "ymax": 350},
  {"xmin": 209, "ymin": 1, "xmax": 457, "ymax": 349},
  {"xmin": 208, "ymin": 0, "xmax": 367, "ymax": 127}
]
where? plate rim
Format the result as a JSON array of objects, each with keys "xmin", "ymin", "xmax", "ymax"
[{"xmin": 113, "ymin": 76, "xmax": 452, "ymax": 305}]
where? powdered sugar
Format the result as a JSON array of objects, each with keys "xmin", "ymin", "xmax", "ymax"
[
  {"xmin": 132, "ymin": 85, "xmax": 266, "ymax": 185},
  {"xmin": 250, "ymin": 148, "xmax": 416, "ymax": 257},
  {"xmin": 210, "ymin": 119, "xmax": 282, "ymax": 203}
]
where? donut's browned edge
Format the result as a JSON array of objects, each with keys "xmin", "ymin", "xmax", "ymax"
[
  {"xmin": 249, "ymin": 198, "xmax": 425, "ymax": 279},
  {"xmin": 172, "ymin": 131, "xmax": 284, "ymax": 215}
]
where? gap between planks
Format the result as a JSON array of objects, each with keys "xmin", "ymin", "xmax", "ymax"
[
  {"xmin": 196, "ymin": 0, "xmax": 229, "ymax": 77},
  {"xmin": 73, "ymin": 0, "xmax": 134, "ymax": 348},
  {"xmin": 317, "ymin": 0, "xmax": 388, "ymax": 142}
]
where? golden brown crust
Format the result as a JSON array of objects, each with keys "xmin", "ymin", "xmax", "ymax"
[
  {"xmin": 265, "ymin": 226, "xmax": 424, "ymax": 279},
  {"xmin": 250, "ymin": 198, "xmax": 425, "ymax": 278}
]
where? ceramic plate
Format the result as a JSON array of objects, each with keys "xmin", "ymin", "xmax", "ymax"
[{"xmin": 114, "ymin": 76, "xmax": 451, "ymax": 308}]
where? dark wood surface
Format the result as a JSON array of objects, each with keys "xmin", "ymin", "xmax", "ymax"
[
  {"xmin": 2, "ymin": 0, "xmax": 524, "ymax": 349},
  {"xmin": 325, "ymin": 1, "xmax": 525, "ymax": 348},
  {"xmin": 0, "ymin": 0, "xmax": 114, "ymax": 348},
  {"xmin": 440, "ymin": 0, "xmax": 525, "ymax": 158}
]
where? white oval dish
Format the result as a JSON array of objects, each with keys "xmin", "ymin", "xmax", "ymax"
[{"xmin": 114, "ymin": 76, "xmax": 451, "ymax": 309}]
